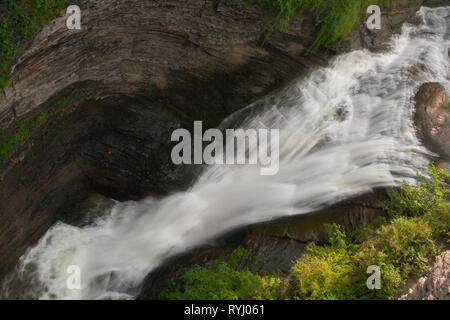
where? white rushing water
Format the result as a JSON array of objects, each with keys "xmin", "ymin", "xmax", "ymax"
[{"xmin": 2, "ymin": 6, "xmax": 449, "ymax": 300}]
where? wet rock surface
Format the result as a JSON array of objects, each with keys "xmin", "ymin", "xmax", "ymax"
[{"xmin": 414, "ymin": 82, "xmax": 450, "ymax": 160}]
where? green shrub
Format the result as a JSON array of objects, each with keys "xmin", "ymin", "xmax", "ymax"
[
  {"xmin": 380, "ymin": 164, "xmax": 449, "ymax": 217},
  {"xmin": 351, "ymin": 217, "xmax": 436, "ymax": 299},
  {"xmin": 349, "ymin": 216, "xmax": 387, "ymax": 244},
  {"xmin": 373, "ymin": 217, "xmax": 436, "ymax": 276},
  {"xmin": 288, "ymin": 224, "xmax": 355, "ymax": 300},
  {"xmin": 287, "ymin": 216, "xmax": 436, "ymax": 300},
  {"xmin": 159, "ymin": 248, "xmax": 282, "ymax": 300},
  {"xmin": 356, "ymin": 217, "xmax": 433, "ymax": 278},
  {"xmin": 352, "ymin": 249, "xmax": 403, "ymax": 299},
  {"xmin": 287, "ymin": 224, "xmax": 355, "ymax": 300},
  {"xmin": 380, "ymin": 164, "xmax": 450, "ymax": 237},
  {"xmin": 288, "ymin": 245, "xmax": 353, "ymax": 300}
]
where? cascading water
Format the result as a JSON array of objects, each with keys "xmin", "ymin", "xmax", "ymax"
[{"xmin": 2, "ymin": 6, "xmax": 449, "ymax": 300}]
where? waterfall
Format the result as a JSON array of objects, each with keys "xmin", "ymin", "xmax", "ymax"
[{"xmin": 2, "ymin": 6, "xmax": 449, "ymax": 300}]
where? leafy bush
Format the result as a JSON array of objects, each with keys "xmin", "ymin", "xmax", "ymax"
[
  {"xmin": 352, "ymin": 249, "xmax": 403, "ymax": 299},
  {"xmin": 348, "ymin": 216, "xmax": 387, "ymax": 244},
  {"xmin": 364, "ymin": 217, "xmax": 435, "ymax": 277},
  {"xmin": 289, "ymin": 248, "xmax": 353, "ymax": 300},
  {"xmin": 288, "ymin": 225, "xmax": 354, "ymax": 300},
  {"xmin": 380, "ymin": 164, "xmax": 450, "ymax": 237},
  {"xmin": 159, "ymin": 248, "xmax": 282, "ymax": 300},
  {"xmin": 288, "ymin": 217, "xmax": 437, "ymax": 300},
  {"xmin": 380, "ymin": 165, "xmax": 448, "ymax": 217},
  {"xmin": 352, "ymin": 217, "xmax": 436, "ymax": 298}
]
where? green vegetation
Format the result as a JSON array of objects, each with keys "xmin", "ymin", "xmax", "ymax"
[
  {"xmin": 380, "ymin": 165, "xmax": 450, "ymax": 237},
  {"xmin": 0, "ymin": 96, "xmax": 70, "ymax": 161},
  {"xmin": 160, "ymin": 164, "xmax": 449, "ymax": 300},
  {"xmin": 0, "ymin": 117, "xmax": 30, "ymax": 160},
  {"xmin": 159, "ymin": 248, "xmax": 282, "ymax": 300},
  {"xmin": 0, "ymin": 1, "xmax": 68, "ymax": 90},
  {"xmin": 289, "ymin": 164, "xmax": 448, "ymax": 299},
  {"xmin": 288, "ymin": 228, "xmax": 354, "ymax": 300}
]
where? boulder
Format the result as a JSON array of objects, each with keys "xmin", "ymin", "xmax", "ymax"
[{"xmin": 414, "ymin": 83, "xmax": 450, "ymax": 160}]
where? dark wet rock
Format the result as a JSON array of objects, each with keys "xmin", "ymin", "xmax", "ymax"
[{"xmin": 56, "ymin": 193, "xmax": 116, "ymax": 227}]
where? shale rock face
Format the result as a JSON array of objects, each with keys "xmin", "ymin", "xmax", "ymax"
[
  {"xmin": 414, "ymin": 83, "xmax": 450, "ymax": 160},
  {"xmin": 0, "ymin": 0, "xmax": 429, "ymax": 281},
  {"xmin": 399, "ymin": 250, "xmax": 450, "ymax": 300}
]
